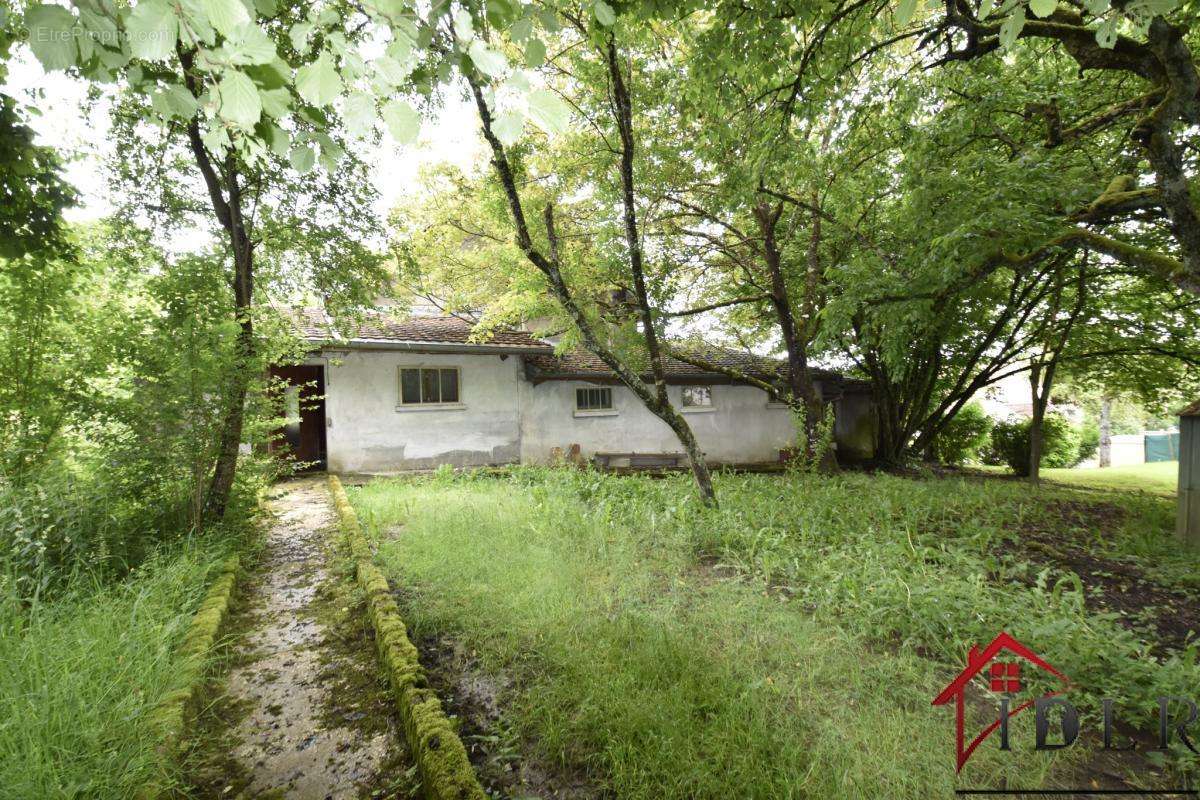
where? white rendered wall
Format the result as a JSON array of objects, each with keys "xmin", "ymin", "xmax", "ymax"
[
  {"xmin": 518, "ymin": 380, "xmax": 798, "ymax": 464},
  {"xmin": 322, "ymin": 349, "xmax": 523, "ymax": 472}
]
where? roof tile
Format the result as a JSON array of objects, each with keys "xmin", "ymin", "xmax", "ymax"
[{"xmin": 297, "ymin": 308, "xmax": 551, "ymax": 350}]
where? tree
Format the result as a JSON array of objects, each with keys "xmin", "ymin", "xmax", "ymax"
[
  {"xmin": 443, "ymin": 9, "xmax": 719, "ymax": 503},
  {"xmin": 20, "ymin": 0, "xmax": 400, "ymax": 515},
  {"xmin": 906, "ymin": 0, "xmax": 1200, "ymax": 291}
]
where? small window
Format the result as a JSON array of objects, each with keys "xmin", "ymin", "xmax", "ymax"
[
  {"xmin": 399, "ymin": 367, "xmax": 461, "ymax": 405},
  {"xmin": 682, "ymin": 386, "xmax": 712, "ymax": 407},
  {"xmin": 576, "ymin": 387, "xmax": 613, "ymax": 411}
]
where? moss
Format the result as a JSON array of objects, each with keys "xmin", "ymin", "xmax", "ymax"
[
  {"xmin": 328, "ymin": 475, "xmax": 486, "ymax": 800},
  {"xmin": 138, "ymin": 554, "xmax": 242, "ymax": 799}
]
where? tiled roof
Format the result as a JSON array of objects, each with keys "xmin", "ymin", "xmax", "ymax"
[
  {"xmin": 526, "ymin": 345, "xmax": 843, "ymax": 382},
  {"xmin": 1180, "ymin": 399, "xmax": 1200, "ymax": 417},
  {"xmin": 296, "ymin": 308, "xmax": 552, "ymax": 350},
  {"xmin": 296, "ymin": 308, "xmax": 859, "ymax": 387}
]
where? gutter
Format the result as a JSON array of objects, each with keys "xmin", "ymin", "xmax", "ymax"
[{"xmin": 306, "ymin": 337, "xmax": 554, "ymax": 356}]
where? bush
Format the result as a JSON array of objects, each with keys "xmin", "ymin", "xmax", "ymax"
[
  {"xmin": 985, "ymin": 413, "xmax": 1082, "ymax": 475},
  {"xmin": 933, "ymin": 402, "xmax": 993, "ymax": 465},
  {"xmin": 1077, "ymin": 421, "xmax": 1100, "ymax": 463}
]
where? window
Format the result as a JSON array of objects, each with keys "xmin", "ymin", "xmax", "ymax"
[
  {"xmin": 766, "ymin": 390, "xmax": 789, "ymax": 408},
  {"xmin": 681, "ymin": 386, "xmax": 712, "ymax": 408},
  {"xmin": 576, "ymin": 387, "xmax": 613, "ymax": 411},
  {"xmin": 399, "ymin": 367, "xmax": 460, "ymax": 405}
]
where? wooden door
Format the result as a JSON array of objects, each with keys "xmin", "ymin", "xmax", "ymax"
[{"xmin": 269, "ymin": 365, "xmax": 327, "ymax": 470}]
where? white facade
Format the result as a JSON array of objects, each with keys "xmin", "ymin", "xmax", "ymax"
[
  {"xmin": 318, "ymin": 349, "xmax": 524, "ymax": 473},
  {"xmin": 519, "ymin": 380, "xmax": 797, "ymax": 464},
  {"xmin": 310, "ymin": 348, "xmax": 868, "ymax": 473}
]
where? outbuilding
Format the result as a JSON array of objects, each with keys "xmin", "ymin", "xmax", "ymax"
[
  {"xmin": 275, "ymin": 308, "xmax": 877, "ymax": 473},
  {"xmin": 1178, "ymin": 400, "xmax": 1200, "ymax": 545}
]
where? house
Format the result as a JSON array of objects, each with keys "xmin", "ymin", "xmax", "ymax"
[{"xmin": 275, "ymin": 309, "xmax": 877, "ymax": 473}]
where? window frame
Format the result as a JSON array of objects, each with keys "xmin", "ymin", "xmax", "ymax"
[
  {"xmin": 396, "ymin": 365, "xmax": 464, "ymax": 410},
  {"xmin": 574, "ymin": 386, "xmax": 616, "ymax": 416},
  {"xmin": 680, "ymin": 385, "xmax": 714, "ymax": 412},
  {"xmin": 766, "ymin": 389, "xmax": 790, "ymax": 409}
]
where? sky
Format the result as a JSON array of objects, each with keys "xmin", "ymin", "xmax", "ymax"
[{"xmin": 2, "ymin": 50, "xmax": 490, "ymax": 234}]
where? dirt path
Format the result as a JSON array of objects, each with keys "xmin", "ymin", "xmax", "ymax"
[{"xmin": 186, "ymin": 477, "xmax": 415, "ymax": 799}]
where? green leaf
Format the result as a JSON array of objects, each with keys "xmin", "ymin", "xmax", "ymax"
[
  {"xmin": 979, "ymin": 0, "xmax": 996, "ymax": 18},
  {"xmin": 254, "ymin": 0, "xmax": 277, "ymax": 16},
  {"xmin": 593, "ymin": 0, "xmax": 616, "ymax": 26},
  {"xmin": 510, "ymin": 17, "xmax": 532, "ymax": 42},
  {"xmin": 343, "ymin": 91, "xmax": 376, "ymax": 137},
  {"xmin": 228, "ymin": 23, "xmax": 276, "ymax": 64},
  {"xmin": 218, "ymin": 69, "xmax": 262, "ymax": 127},
  {"xmin": 537, "ymin": 9, "xmax": 560, "ymax": 31},
  {"xmin": 382, "ymin": 99, "xmax": 420, "ymax": 144},
  {"xmin": 373, "ymin": 55, "xmax": 410, "ymax": 86},
  {"xmin": 202, "ymin": 0, "xmax": 251, "ymax": 38},
  {"xmin": 1094, "ymin": 15, "xmax": 1118, "ymax": 47},
  {"xmin": 259, "ymin": 87, "xmax": 291, "ymax": 117},
  {"xmin": 527, "ymin": 88, "xmax": 569, "ymax": 134},
  {"xmin": 524, "ymin": 38, "xmax": 546, "ymax": 68},
  {"xmin": 895, "ymin": 0, "xmax": 918, "ymax": 26},
  {"xmin": 469, "ymin": 40, "xmax": 506, "ymax": 78},
  {"xmin": 493, "ymin": 110, "xmax": 524, "ymax": 145},
  {"xmin": 318, "ymin": 139, "xmax": 344, "ymax": 171},
  {"xmin": 288, "ymin": 21, "xmax": 312, "ymax": 52},
  {"xmin": 289, "ymin": 144, "xmax": 316, "ymax": 173},
  {"xmin": 296, "ymin": 51, "xmax": 342, "ymax": 106},
  {"xmin": 152, "ymin": 84, "xmax": 199, "ymax": 119},
  {"xmin": 127, "ymin": 0, "xmax": 178, "ymax": 61},
  {"xmin": 178, "ymin": 0, "xmax": 216, "ymax": 43},
  {"xmin": 24, "ymin": 5, "xmax": 78, "ymax": 71},
  {"xmin": 266, "ymin": 124, "xmax": 289, "ymax": 156},
  {"xmin": 454, "ymin": 9, "xmax": 474, "ymax": 41},
  {"xmin": 1027, "ymin": 0, "xmax": 1056, "ymax": 17},
  {"xmin": 387, "ymin": 34, "xmax": 413, "ymax": 63},
  {"xmin": 998, "ymin": 6, "xmax": 1025, "ymax": 49}
]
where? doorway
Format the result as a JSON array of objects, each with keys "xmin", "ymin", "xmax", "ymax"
[{"xmin": 269, "ymin": 364, "xmax": 327, "ymax": 471}]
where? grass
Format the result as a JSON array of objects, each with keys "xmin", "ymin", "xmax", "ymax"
[
  {"xmin": 0, "ymin": 536, "xmax": 240, "ymax": 799},
  {"xmin": 1041, "ymin": 461, "xmax": 1178, "ymax": 496},
  {"xmin": 350, "ymin": 467, "xmax": 1200, "ymax": 798}
]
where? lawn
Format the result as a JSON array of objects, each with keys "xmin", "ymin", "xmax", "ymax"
[
  {"xmin": 0, "ymin": 537, "xmax": 240, "ymax": 799},
  {"xmin": 350, "ymin": 467, "xmax": 1200, "ymax": 799},
  {"xmin": 1042, "ymin": 461, "xmax": 1179, "ymax": 496}
]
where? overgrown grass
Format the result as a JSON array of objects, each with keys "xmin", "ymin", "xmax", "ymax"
[
  {"xmin": 348, "ymin": 467, "xmax": 1200, "ymax": 798},
  {"xmin": 0, "ymin": 534, "xmax": 242, "ymax": 799},
  {"xmin": 1041, "ymin": 461, "xmax": 1178, "ymax": 496}
]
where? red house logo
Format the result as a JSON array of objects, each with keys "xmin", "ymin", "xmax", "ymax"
[{"xmin": 932, "ymin": 631, "xmax": 1072, "ymax": 772}]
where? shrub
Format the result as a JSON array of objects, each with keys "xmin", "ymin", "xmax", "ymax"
[
  {"xmin": 1041, "ymin": 414, "xmax": 1082, "ymax": 468},
  {"xmin": 1077, "ymin": 421, "xmax": 1100, "ymax": 463},
  {"xmin": 986, "ymin": 413, "xmax": 1082, "ymax": 475},
  {"xmin": 933, "ymin": 402, "xmax": 993, "ymax": 465}
]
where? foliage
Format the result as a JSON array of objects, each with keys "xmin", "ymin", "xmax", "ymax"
[
  {"xmin": 1077, "ymin": 420, "xmax": 1101, "ymax": 463},
  {"xmin": 353, "ymin": 467, "xmax": 1198, "ymax": 793},
  {"xmin": 934, "ymin": 402, "xmax": 993, "ymax": 465},
  {"xmin": 0, "ymin": 222, "xmax": 279, "ymax": 597},
  {"xmin": 0, "ymin": 533, "xmax": 241, "ymax": 798},
  {"xmin": 987, "ymin": 414, "xmax": 1082, "ymax": 475}
]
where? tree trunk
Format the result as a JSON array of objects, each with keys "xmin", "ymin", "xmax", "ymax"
[
  {"xmin": 605, "ymin": 37, "xmax": 714, "ymax": 505},
  {"xmin": 466, "ymin": 67, "xmax": 715, "ymax": 506},
  {"xmin": 1029, "ymin": 365, "xmax": 1046, "ymax": 482},
  {"xmin": 754, "ymin": 201, "xmax": 822, "ymax": 453},
  {"xmin": 201, "ymin": 160, "xmax": 255, "ymax": 520},
  {"xmin": 1099, "ymin": 396, "xmax": 1112, "ymax": 468}
]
